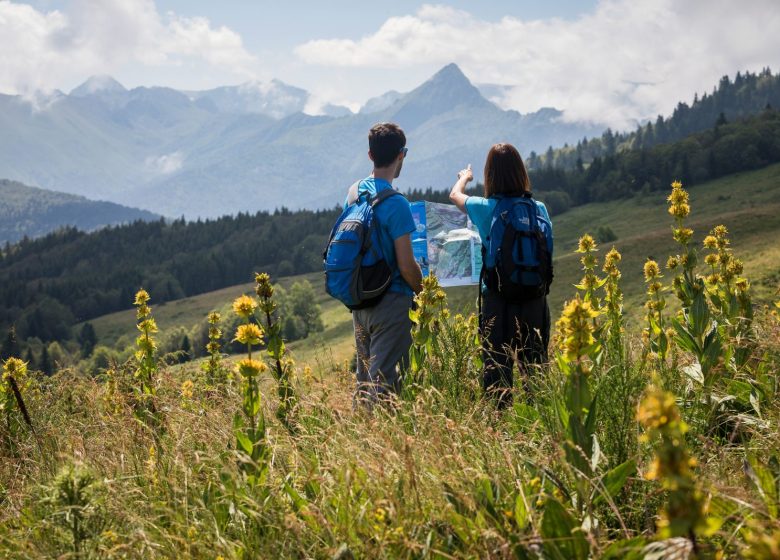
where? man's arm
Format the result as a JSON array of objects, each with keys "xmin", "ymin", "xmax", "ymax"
[{"xmin": 394, "ymin": 233, "xmax": 423, "ymax": 294}]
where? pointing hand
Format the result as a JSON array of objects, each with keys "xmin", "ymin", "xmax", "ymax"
[{"xmin": 458, "ymin": 163, "xmax": 473, "ymax": 183}]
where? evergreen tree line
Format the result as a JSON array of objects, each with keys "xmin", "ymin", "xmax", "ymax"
[
  {"xmin": 527, "ymin": 108, "xmax": 780, "ymax": 208},
  {"xmin": 0, "ymin": 208, "xmax": 339, "ymax": 345},
  {"xmin": 527, "ymin": 68, "xmax": 780, "ymax": 172}
]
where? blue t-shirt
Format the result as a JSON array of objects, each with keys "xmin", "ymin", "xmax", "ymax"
[
  {"xmin": 465, "ymin": 195, "xmax": 553, "ymax": 255},
  {"xmin": 343, "ymin": 177, "xmax": 416, "ymax": 295}
]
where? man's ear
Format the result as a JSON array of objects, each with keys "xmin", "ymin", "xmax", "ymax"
[{"xmin": 368, "ymin": 150, "xmax": 375, "ymax": 163}]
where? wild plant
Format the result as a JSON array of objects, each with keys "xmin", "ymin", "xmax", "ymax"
[
  {"xmin": 601, "ymin": 246, "xmax": 624, "ymax": 356},
  {"xmin": 231, "ymin": 294, "xmax": 270, "ymax": 486},
  {"xmin": 1, "ymin": 356, "xmax": 35, "ymax": 452},
  {"xmin": 201, "ymin": 310, "xmax": 227, "ymax": 388},
  {"xmin": 255, "ymin": 272, "xmax": 297, "ymax": 428},
  {"xmin": 408, "ymin": 274, "xmax": 448, "ymax": 380},
  {"xmin": 662, "ymin": 183, "xmax": 724, "ymax": 408},
  {"xmin": 133, "ymin": 289, "xmax": 161, "ymax": 429},
  {"xmin": 643, "ymin": 258, "xmax": 670, "ymax": 362},
  {"xmin": 574, "ymin": 233, "xmax": 605, "ymax": 313},
  {"xmin": 405, "ymin": 275, "xmax": 481, "ymax": 406},
  {"xmin": 637, "ymin": 385, "xmax": 713, "ymax": 555},
  {"xmin": 667, "ymin": 180, "xmax": 698, "ymax": 310},
  {"xmin": 702, "ymin": 225, "xmax": 754, "ymax": 367},
  {"xmin": 30, "ymin": 463, "xmax": 107, "ymax": 558}
]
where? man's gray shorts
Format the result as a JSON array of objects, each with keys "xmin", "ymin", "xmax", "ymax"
[{"xmin": 352, "ymin": 291, "xmax": 414, "ymax": 404}]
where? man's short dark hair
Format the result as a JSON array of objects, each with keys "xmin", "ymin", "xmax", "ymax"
[{"xmin": 368, "ymin": 122, "xmax": 406, "ymax": 168}]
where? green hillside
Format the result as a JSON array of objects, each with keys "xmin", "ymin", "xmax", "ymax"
[
  {"xmin": 85, "ymin": 164, "xmax": 780, "ymax": 368},
  {"xmin": 0, "ymin": 179, "xmax": 159, "ymax": 243}
]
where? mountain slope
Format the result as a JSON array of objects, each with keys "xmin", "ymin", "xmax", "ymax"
[
  {"xmin": 0, "ymin": 65, "xmax": 604, "ymax": 217},
  {"xmin": 0, "ymin": 179, "xmax": 160, "ymax": 243}
]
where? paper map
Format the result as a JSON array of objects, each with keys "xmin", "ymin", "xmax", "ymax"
[{"xmin": 410, "ymin": 201, "xmax": 482, "ymax": 287}]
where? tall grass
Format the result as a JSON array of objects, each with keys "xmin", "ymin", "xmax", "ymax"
[{"xmin": 0, "ymin": 181, "xmax": 779, "ymax": 559}]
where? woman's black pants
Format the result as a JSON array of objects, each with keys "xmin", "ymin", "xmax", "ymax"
[{"xmin": 479, "ymin": 291, "xmax": 550, "ymax": 408}]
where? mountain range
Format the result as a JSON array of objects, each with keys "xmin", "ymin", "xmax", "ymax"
[{"xmin": 0, "ymin": 64, "xmax": 604, "ymax": 218}]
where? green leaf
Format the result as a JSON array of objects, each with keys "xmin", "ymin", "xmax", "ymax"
[
  {"xmin": 283, "ymin": 478, "xmax": 307, "ymax": 512},
  {"xmin": 691, "ymin": 291, "xmax": 711, "ymax": 338},
  {"xmin": 584, "ymin": 392, "xmax": 598, "ymax": 441},
  {"xmin": 540, "ymin": 498, "xmax": 589, "ymax": 560},
  {"xmin": 746, "ymin": 455, "xmax": 779, "ymax": 517},
  {"xmin": 672, "ymin": 318, "xmax": 700, "ymax": 354},
  {"xmin": 600, "ymin": 537, "xmax": 647, "ymax": 560},
  {"xmin": 514, "ymin": 492, "xmax": 529, "ymax": 529},
  {"xmin": 234, "ymin": 430, "xmax": 254, "ymax": 456},
  {"xmin": 594, "ymin": 459, "xmax": 636, "ymax": 506}
]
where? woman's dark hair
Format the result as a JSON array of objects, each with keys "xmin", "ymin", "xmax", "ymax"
[
  {"xmin": 483, "ymin": 143, "xmax": 531, "ymax": 197},
  {"xmin": 369, "ymin": 122, "xmax": 406, "ymax": 168}
]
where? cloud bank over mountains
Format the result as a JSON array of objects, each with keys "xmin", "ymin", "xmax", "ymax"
[
  {"xmin": 295, "ymin": 0, "xmax": 780, "ymax": 129},
  {"xmin": 1, "ymin": 0, "xmax": 779, "ymax": 129},
  {"xmin": 0, "ymin": 0, "xmax": 256, "ymax": 95}
]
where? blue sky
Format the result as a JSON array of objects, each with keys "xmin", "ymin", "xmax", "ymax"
[{"xmin": 4, "ymin": 1, "xmax": 780, "ymax": 129}]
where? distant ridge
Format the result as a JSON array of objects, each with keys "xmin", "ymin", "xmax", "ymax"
[
  {"xmin": 0, "ymin": 63, "xmax": 605, "ymax": 217},
  {"xmin": 0, "ymin": 179, "xmax": 160, "ymax": 244}
]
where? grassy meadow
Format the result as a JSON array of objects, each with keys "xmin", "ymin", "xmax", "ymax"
[
  {"xmin": 86, "ymin": 163, "xmax": 780, "ymax": 365},
  {"xmin": 2, "ymin": 170, "xmax": 780, "ymax": 558}
]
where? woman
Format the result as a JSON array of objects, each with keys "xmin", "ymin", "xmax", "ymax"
[{"xmin": 449, "ymin": 143, "xmax": 552, "ymax": 408}]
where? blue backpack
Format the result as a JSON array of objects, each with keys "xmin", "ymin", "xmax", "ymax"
[
  {"xmin": 323, "ymin": 183, "xmax": 401, "ymax": 310},
  {"xmin": 482, "ymin": 193, "xmax": 554, "ymax": 301}
]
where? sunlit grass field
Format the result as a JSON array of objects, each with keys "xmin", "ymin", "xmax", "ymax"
[
  {"xmin": 85, "ymin": 163, "xmax": 780, "ymax": 367},
  {"xmin": 3, "ymin": 169, "xmax": 780, "ymax": 559}
]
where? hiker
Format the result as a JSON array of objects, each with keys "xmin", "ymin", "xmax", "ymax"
[
  {"xmin": 323, "ymin": 122, "xmax": 422, "ymax": 405},
  {"xmin": 449, "ymin": 143, "xmax": 553, "ymax": 408}
]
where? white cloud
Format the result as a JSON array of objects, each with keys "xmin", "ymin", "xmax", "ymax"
[
  {"xmin": 295, "ymin": 0, "xmax": 780, "ymax": 129},
  {"xmin": 146, "ymin": 151, "xmax": 184, "ymax": 174},
  {"xmin": 0, "ymin": 0, "xmax": 256, "ymax": 95}
]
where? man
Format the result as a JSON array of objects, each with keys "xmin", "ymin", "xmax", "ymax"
[{"xmin": 347, "ymin": 122, "xmax": 423, "ymax": 404}]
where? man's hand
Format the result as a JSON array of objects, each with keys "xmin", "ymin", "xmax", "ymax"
[{"xmin": 394, "ymin": 234, "xmax": 423, "ymax": 294}]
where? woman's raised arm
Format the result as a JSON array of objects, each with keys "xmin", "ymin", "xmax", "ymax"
[{"xmin": 449, "ymin": 163, "xmax": 473, "ymax": 214}]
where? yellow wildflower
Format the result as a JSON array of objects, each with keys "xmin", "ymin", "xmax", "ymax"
[
  {"xmin": 181, "ymin": 379, "xmax": 194, "ymax": 399},
  {"xmin": 643, "ymin": 259, "xmax": 661, "ymax": 281},
  {"xmin": 576, "ymin": 234, "xmax": 596, "ymax": 253},
  {"xmin": 666, "ymin": 255, "xmax": 680, "ymax": 270},
  {"xmin": 237, "ymin": 358, "xmax": 266, "ymax": 378},
  {"xmin": 704, "ymin": 254, "xmax": 718, "ymax": 266},
  {"xmin": 672, "ymin": 227, "xmax": 694, "ymax": 244},
  {"xmin": 254, "ymin": 272, "xmax": 274, "ymax": 298},
  {"xmin": 703, "ymin": 235, "xmax": 717, "ymax": 249},
  {"xmin": 134, "ymin": 289, "xmax": 150, "ymax": 306},
  {"xmin": 726, "ymin": 259, "xmax": 744, "ymax": 277},
  {"xmin": 232, "ymin": 295, "xmax": 257, "ymax": 319},
  {"xmin": 2, "ymin": 357, "xmax": 27, "ymax": 380},
  {"xmin": 557, "ymin": 296, "xmax": 599, "ymax": 368},
  {"xmin": 234, "ymin": 323, "xmax": 264, "ymax": 346}
]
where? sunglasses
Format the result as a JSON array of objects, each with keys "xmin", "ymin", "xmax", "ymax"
[{"xmin": 400, "ymin": 147, "xmax": 408, "ymax": 157}]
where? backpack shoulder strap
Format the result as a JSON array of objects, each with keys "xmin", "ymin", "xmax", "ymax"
[
  {"xmin": 345, "ymin": 180, "xmax": 362, "ymax": 206},
  {"xmin": 371, "ymin": 188, "xmax": 402, "ymax": 208}
]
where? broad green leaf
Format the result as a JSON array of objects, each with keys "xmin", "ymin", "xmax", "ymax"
[
  {"xmin": 514, "ymin": 492, "xmax": 529, "ymax": 529},
  {"xmin": 682, "ymin": 361, "xmax": 703, "ymax": 385},
  {"xmin": 234, "ymin": 431, "xmax": 254, "ymax": 456},
  {"xmin": 540, "ymin": 498, "xmax": 589, "ymax": 560},
  {"xmin": 672, "ymin": 319, "xmax": 700, "ymax": 354},
  {"xmin": 594, "ymin": 459, "xmax": 637, "ymax": 506}
]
